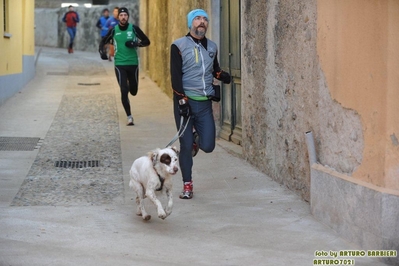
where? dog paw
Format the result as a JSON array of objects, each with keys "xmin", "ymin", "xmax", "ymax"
[
  {"xmin": 158, "ymin": 211, "xmax": 167, "ymax": 220},
  {"xmin": 142, "ymin": 215, "xmax": 151, "ymax": 221}
]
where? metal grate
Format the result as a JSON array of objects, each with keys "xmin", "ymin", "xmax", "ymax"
[
  {"xmin": 0, "ymin": 137, "xmax": 42, "ymax": 151},
  {"xmin": 54, "ymin": 160, "xmax": 100, "ymax": 168},
  {"xmin": 77, "ymin": 83, "xmax": 101, "ymax": 86}
]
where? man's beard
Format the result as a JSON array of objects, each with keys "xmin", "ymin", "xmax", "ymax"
[
  {"xmin": 195, "ymin": 27, "xmax": 206, "ymax": 37},
  {"xmin": 120, "ymin": 19, "xmax": 128, "ymax": 26}
]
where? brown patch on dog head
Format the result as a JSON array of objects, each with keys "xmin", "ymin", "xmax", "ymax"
[{"xmin": 160, "ymin": 153, "xmax": 171, "ymax": 165}]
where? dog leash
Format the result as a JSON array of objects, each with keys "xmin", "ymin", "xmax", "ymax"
[{"xmin": 165, "ymin": 116, "xmax": 191, "ymax": 147}]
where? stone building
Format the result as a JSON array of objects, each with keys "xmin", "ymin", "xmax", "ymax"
[{"xmin": 139, "ymin": 0, "xmax": 399, "ymax": 264}]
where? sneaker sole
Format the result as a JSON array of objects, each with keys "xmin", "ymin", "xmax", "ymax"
[{"xmin": 179, "ymin": 192, "xmax": 193, "ymax": 199}]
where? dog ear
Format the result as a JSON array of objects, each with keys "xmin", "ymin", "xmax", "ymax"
[
  {"xmin": 149, "ymin": 148, "xmax": 161, "ymax": 165},
  {"xmin": 171, "ymin": 146, "xmax": 180, "ymax": 156}
]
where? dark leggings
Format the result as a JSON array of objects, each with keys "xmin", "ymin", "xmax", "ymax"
[
  {"xmin": 173, "ymin": 97, "xmax": 216, "ymax": 182},
  {"xmin": 114, "ymin": 65, "xmax": 139, "ymax": 116}
]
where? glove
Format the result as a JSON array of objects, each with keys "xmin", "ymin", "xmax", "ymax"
[
  {"xmin": 100, "ymin": 53, "xmax": 108, "ymax": 60},
  {"xmin": 99, "ymin": 48, "xmax": 108, "ymax": 60},
  {"xmin": 178, "ymin": 97, "xmax": 191, "ymax": 117},
  {"xmin": 214, "ymin": 70, "xmax": 231, "ymax": 84},
  {"xmin": 125, "ymin": 41, "xmax": 139, "ymax": 48}
]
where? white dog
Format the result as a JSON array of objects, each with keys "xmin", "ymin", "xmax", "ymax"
[{"xmin": 129, "ymin": 146, "xmax": 179, "ymax": 220}]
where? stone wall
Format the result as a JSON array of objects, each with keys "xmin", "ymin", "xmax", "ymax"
[
  {"xmin": 311, "ymin": 164, "xmax": 399, "ymax": 265},
  {"xmin": 35, "ymin": 2, "xmax": 139, "ymax": 52},
  {"xmin": 35, "ymin": 0, "xmax": 123, "ymax": 8}
]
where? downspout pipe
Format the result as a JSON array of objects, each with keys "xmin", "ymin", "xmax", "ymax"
[{"xmin": 305, "ymin": 131, "xmax": 317, "ymax": 165}]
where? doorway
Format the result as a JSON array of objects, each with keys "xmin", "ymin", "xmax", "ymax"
[{"xmin": 219, "ymin": 0, "xmax": 242, "ymax": 145}]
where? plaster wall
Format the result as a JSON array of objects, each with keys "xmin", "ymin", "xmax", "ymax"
[
  {"xmin": 240, "ymin": 0, "xmax": 398, "ymax": 256},
  {"xmin": 23, "ymin": 0, "xmax": 35, "ymax": 56},
  {"xmin": 140, "ymin": 0, "xmax": 211, "ymax": 98},
  {"xmin": 1, "ymin": 0, "xmax": 24, "ymax": 75},
  {"xmin": 0, "ymin": 0, "xmax": 35, "ymax": 106},
  {"xmin": 241, "ymin": 0, "xmax": 364, "ymax": 200},
  {"xmin": 317, "ymin": 0, "xmax": 399, "ymax": 190},
  {"xmin": 386, "ymin": 1, "xmax": 399, "ymax": 188}
]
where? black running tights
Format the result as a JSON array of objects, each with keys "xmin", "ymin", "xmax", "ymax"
[{"xmin": 114, "ymin": 65, "xmax": 139, "ymax": 116}]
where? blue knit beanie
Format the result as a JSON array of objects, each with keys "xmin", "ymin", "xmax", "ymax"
[{"xmin": 187, "ymin": 9, "xmax": 209, "ymax": 29}]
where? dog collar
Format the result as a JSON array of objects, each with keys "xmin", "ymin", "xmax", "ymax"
[{"xmin": 154, "ymin": 168, "xmax": 165, "ymax": 191}]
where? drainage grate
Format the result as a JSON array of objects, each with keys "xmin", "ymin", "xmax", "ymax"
[
  {"xmin": 0, "ymin": 137, "xmax": 42, "ymax": 151},
  {"xmin": 77, "ymin": 83, "xmax": 101, "ymax": 86},
  {"xmin": 54, "ymin": 160, "xmax": 100, "ymax": 168}
]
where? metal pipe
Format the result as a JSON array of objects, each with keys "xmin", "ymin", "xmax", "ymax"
[{"xmin": 305, "ymin": 131, "xmax": 317, "ymax": 165}]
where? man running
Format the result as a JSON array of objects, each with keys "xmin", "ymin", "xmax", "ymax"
[
  {"xmin": 62, "ymin": 5, "xmax": 80, "ymax": 53},
  {"xmin": 99, "ymin": 7, "xmax": 150, "ymax": 126}
]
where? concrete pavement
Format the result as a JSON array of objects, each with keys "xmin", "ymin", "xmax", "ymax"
[{"xmin": 0, "ymin": 47, "xmax": 386, "ymax": 266}]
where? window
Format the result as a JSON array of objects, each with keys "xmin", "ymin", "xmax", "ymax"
[
  {"xmin": 3, "ymin": 0, "xmax": 6, "ymax": 31},
  {"xmin": 3, "ymin": 0, "xmax": 11, "ymax": 38}
]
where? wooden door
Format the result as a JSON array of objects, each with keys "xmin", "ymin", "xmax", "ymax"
[{"xmin": 219, "ymin": 0, "xmax": 242, "ymax": 145}]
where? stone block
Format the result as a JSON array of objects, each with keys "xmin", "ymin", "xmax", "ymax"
[{"xmin": 311, "ymin": 164, "xmax": 399, "ymax": 265}]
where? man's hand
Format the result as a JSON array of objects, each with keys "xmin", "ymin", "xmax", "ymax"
[
  {"xmin": 178, "ymin": 97, "xmax": 191, "ymax": 117},
  {"xmin": 125, "ymin": 41, "xmax": 139, "ymax": 48},
  {"xmin": 214, "ymin": 70, "xmax": 232, "ymax": 84}
]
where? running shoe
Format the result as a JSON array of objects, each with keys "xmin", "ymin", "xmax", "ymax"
[
  {"xmin": 179, "ymin": 181, "xmax": 193, "ymax": 199},
  {"xmin": 127, "ymin": 116, "xmax": 134, "ymax": 126}
]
